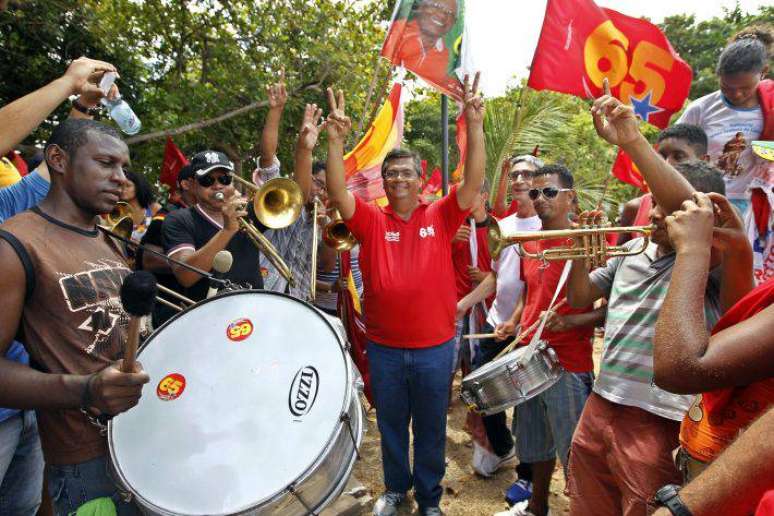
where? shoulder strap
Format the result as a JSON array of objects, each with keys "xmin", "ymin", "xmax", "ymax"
[{"xmin": 0, "ymin": 229, "xmax": 35, "ymax": 300}]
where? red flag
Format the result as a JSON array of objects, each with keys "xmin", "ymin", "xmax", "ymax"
[
  {"xmin": 337, "ymin": 250, "xmax": 373, "ymax": 406},
  {"xmin": 528, "ymin": 0, "xmax": 692, "ymax": 129},
  {"xmin": 611, "ymin": 148, "xmax": 648, "ymax": 192},
  {"xmin": 159, "ymin": 137, "xmax": 188, "ymax": 191},
  {"xmin": 6, "ymin": 152, "xmax": 28, "ymax": 176},
  {"xmin": 451, "ymin": 113, "xmax": 467, "ymax": 183}
]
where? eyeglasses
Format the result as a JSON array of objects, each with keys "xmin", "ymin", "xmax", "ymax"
[
  {"xmin": 528, "ymin": 187, "xmax": 572, "ymax": 200},
  {"xmin": 312, "ymin": 178, "xmax": 327, "ymax": 190},
  {"xmin": 197, "ymin": 174, "xmax": 233, "ymax": 188},
  {"xmin": 508, "ymin": 171, "xmax": 531, "ymax": 181},
  {"xmin": 383, "ymin": 170, "xmax": 419, "ymax": 181},
  {"xmin": 418, "ymin": 1, "xmax": 454, "ymax": 16}
]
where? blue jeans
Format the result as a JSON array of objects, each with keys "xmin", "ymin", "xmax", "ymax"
[
  {"xmin": 0, "ymin": 411, "xmax": 44, "ymax": 516},
  {"xmin": 48, "ymin": 455, "xmax": 140, "ymax": 516},
  {"xmin": 367, "ymin": 339, "xmax": 455, "ymax": 510}
]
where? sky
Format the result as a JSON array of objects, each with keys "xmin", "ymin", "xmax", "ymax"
[{"xmin": 462, "ymin": 0, "xmax": 771, "ymax": 96}]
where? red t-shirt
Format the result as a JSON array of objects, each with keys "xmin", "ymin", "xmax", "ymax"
[
  {"xmin": 519, "ymin": 238, "xmax": 595, "ymax": 372},
  {"xmin": 345, "ymin": 187, "xmax": 470, "ymax": 348},
  {"xmin": 452, "ymin": 218, "xmax": 492, "ymax": 301}
]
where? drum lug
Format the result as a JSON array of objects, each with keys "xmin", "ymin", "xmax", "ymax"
[
  {"xmin": 340, "ymin": 413, "xmax": 361, "ymax": 460},
  {"xmin": 505, "ymin": 363, "xmax": 527, "ymax": 397},
  {"xmin": 286, "ymin": 482, "xmax": 318, "ymax": 516}
]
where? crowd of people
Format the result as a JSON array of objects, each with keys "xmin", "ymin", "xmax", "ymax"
[{"xmin": 0, "ymin": 17, "xmax": 770, "ymax": 516}]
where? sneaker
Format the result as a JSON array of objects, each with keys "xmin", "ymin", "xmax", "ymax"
[
  {"xmin": 420, "ymin": 507, "xmax": 444, "ymax": 516},
  {"xmin": 373, "ymin": 492, "xmax": 405, "ymax": 516},
  {"xmin": 505, "ymin": 479, "xmax": 533, "ymax": 506},
  {"xmin": 473, "ymin": 445, "xmax": 518, "ymax": 477},
  {"xmin": 494, "ymin": 503, "xmax": 552, "ymax": 516}
]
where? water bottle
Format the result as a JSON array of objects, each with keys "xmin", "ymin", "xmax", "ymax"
[{"xmin": 98, "ymin": 72, "xmax": 142, "ymax": 135}]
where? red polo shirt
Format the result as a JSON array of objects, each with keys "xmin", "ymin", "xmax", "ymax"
[
  {"xmin": 345, "ymin": 187, "xmax": 470, "ymax": 348},
  {"xmin": 519, "ymin": 238, "xmax": 594, "ymax": 372}
]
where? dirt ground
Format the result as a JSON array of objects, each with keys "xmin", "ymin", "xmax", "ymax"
[{"xmin": 351, "ymin": 334, "xmax": 604, "ymax": 515}]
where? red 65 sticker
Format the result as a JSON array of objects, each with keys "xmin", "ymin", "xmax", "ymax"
[
  {"xmin": 226, "ymin": 318, "xmax": 254, "ymax": 342},
  {"xmin": 157, "ymin": 373, "xmax": 186, "ymax": 401}
]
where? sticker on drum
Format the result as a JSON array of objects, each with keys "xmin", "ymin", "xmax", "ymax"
[
  {"xmin": 156, "ymin": 373, "xmax": 186, "ymax": 401},
  {"xmin": 226, "ymin": 317, "xmax": 254, "ymax": 341}
]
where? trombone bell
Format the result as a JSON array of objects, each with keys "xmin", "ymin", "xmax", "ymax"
[
  {"xmin": 253, "ymin": 177, "xmax": 304, "ymax": 229},
  {"xmin": 100, "ymin": 201, "xmax": 134, "ymax": 240},
  {"xmin": 323, "ymin": 210, "xmax": 357, "ymax": 252}
]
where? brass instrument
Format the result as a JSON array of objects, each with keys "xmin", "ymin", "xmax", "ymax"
[
  {"xmin": 488, "ymin": 219, "xmax": 655, "ymax": 268},
  {"xmin": 309, "ymin": 196, "xmax": 322, "ymax": 302},
  {"xmin": 100, "ymin": 201, "xmax": 134, "ymax": 240},
  {"xmin": 215, "ymin": 176, "xmax": 303, "ymax": 287},
  {"xmin": 322, "ymin": 209, "xmax": 357, "ymax": 252}
]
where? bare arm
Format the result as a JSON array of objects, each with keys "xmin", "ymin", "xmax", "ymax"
[
  {"xmin": 491, "ymin": 160, "xmax": 510, "ymax": 218},
  {"xmin": 324, "ymin": 89, "xmax": 356, "ymax": 220},
  {"xmin": 567, "ymin": 259, "xmax": 605, "ymax": 308},
  {"xmin": 457, "ymin": 271, "xmax": 495, "ymax": 315},
  {"xmin": 456, "ymin": 72, "xmax": 486, "ymax": 210},
  {"xmin": 294, "ymin": 104, "xmax": 323, "ymax": 203},
  {"xmin": 591, "ymin": 79, "xmax": 694, "ymax": 215},
  {"xmin": 170, "ymin": 230, "xmax": 238, "ymax": 287},
  {"xmin": 259, "ymin": 72, "xmax": 287, "ymax": 169},
  {"xmin": 653, "ymin": 194, "xmax": 772, "ymax": 394},
  {"xmin": 653, "ymin": 407, "xmax": 774, "ymax": 516},
  {"xmin": 0, "ymin": 57, "xmax": 116, "ymax": 156}
]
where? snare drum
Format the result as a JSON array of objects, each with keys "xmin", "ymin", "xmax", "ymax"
[
  {"xmin": 460, "ymin": 341, "xmax": 563, "ymax": 415},
  {"xmin": 108, "ymin": 290, "xmax": 363, "ymax": 515}
]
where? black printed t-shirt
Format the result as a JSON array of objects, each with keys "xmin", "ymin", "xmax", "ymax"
[{"xmin": 162, "ymin": 204, "xmax": 266, "ymax": 301}]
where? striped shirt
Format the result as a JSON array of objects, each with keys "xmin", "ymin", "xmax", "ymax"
[
  {"xmin": 590, "ymin": 238, "xmax": 721, "ymax": 421},
  {"xmin": 315, "ymin": 247, "xmax": 364, "ymax": 311}
]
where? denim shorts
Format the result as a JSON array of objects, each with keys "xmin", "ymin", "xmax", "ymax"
[{"xmin": 515, "ymin": 370, "xmax": 593, "ymax": 469}]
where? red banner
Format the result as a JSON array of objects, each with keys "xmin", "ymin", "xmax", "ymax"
[
  {"xmin": 159, "ymin": 137, "xmax": 189, "ymax": 191},
  {"xmin": 528, "ymin": 0, "xmax": 691, "ymax": 129},
  {"xmin": 611, "ymin": 148, "xmax": 648, "ymax": 192}
]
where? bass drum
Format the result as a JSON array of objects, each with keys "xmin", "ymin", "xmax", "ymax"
[{"xmin": 108, "ymin": 290, "xmax": 364, "ymax": 515}]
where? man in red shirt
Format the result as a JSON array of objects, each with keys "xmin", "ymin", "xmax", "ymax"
[
  {"xmin": 324, "ymin": 74, "xmax": 485, "ymax": 516},
  {"xmin": 498, "ymin": 164, "xmax": 599, "ymax": 516}
]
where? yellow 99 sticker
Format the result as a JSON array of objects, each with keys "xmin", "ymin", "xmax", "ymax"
[
  {"xmin": 226, "ymin": 318, "xmax": 254, "ymax": 342},
  {"xmin": 157, "ymin": 373, "xmax": 186, "ymax": 401}
]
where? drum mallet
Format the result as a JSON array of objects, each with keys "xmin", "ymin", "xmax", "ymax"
[
  {"xmin": 119, "ymin": 271, "xmax": 158, "ymax": 373},
  {"xmin": 206, "ymin": 250, "xmax": 233, "ymax": 299}
]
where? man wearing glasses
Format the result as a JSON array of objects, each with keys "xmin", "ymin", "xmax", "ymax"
[
  {"xmin": 492, "ymin": 155, "xmax": 544, "ymax": 219},
  {"xmin": 162, "ymin": 150, "xmax": 266, "ymax": 301},
  {"xmin": 495, "ymin": 164, "xmax": 600, "ymax": 516}
]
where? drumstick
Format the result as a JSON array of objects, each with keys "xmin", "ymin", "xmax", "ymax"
[
  {"xmin": 119, "ymin": 272, "xmax": 158, "ymax": 373},
  {"xmin": 493, "ymin": 298, "xmax": 567, "ymax": 360},
  {"xmin": 463, "ymin": 333, "xmax": 496, "ymax": 339}
]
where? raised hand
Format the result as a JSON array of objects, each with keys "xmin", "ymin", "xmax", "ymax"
[
  {"xmin": 63, "ymin": 56, "xmax": 117, "ymax": 100},
  {"xmin": 267, "ymin": 68, "xmax": 288, "ymax": 110},
  {"xmin": 297, "ymin": 103, "xmax": 324, "ymax": 151},
  {"xmin": 325, "ymin": 87, "xmax": 351, "ymax": 143},
  {"xmin": 591, "ymin": 78, "xmax": 641, "ymax": 147},
  {"xmin": 462, "ymin": 72, "xmax": 484, "ymax": 126},
  {"xmin": 665, "ymin": 192, "xmax": 715, "ymax": 254}
]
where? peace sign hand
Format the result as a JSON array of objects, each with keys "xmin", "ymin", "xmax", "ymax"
[
  {"xmin": 590, "ymin": 78, "xmax": 641, "ymax": 147},
  {"xmin": 324, "ymin": 88, "xmax": 351, "ymax": 144},
  {"xmin": 297, "ymin": 103, "xmax": 325, "ymax": 151},
  {"xmin": 267, "ymin": 68, "xmax": 288, "ymax": 110},
  {"xmin": 462, "ymin": 72, "xmax": 484, "ymax": 127}
]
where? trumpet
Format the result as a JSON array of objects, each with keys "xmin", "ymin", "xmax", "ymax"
[
  {"xmin": 214, "ymin": 177, "xmax": 301, "ymax": 287},
  {"xmin": 488, "ymin": 219, "xmax": 655, "ymax": 268},
  {"xmin": 100, "ymin": 201, "xmax": 134, "ymax": 240},
  {"xmin": 323, "ymin": 209, "xmax": 357, "ymax": 252}
]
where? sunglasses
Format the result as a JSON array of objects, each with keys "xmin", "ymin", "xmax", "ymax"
[
  {"xmin": 197, "ymin": 174, "xmax": 233, "ymax": 188},
  {"xmin": 528, "ymin": 187, "xmax": 572, "ymax": 200}
]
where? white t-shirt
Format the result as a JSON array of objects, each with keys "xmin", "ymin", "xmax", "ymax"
[
  {"xmin": 677, "ymin": 90, "xmax": 770, "ymax": 200},
  {"xmin": 486, "ymin": 214, "xmax": 542, "ymax": 327}
]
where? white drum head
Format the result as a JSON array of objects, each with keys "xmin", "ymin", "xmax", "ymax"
[{"xmin": 109, "ymin": 291, "xmax": 349, "ymax": 515}]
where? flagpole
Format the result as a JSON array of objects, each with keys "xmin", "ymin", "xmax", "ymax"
[{"xmin": 441, "ymin": 94, "xmax": 449, "ymax": 196}]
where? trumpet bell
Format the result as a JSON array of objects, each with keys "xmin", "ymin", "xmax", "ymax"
[
  {"xmin": 254, "ymin": 177, "xmax": 304, "ymax": 229},
  {"xmin": 101, "ymin": 201, "xmax": 134, "ymax": 240}
]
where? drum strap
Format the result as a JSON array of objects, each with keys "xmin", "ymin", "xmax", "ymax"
[{"xmin": 524, "ymin": 260, "xmax": 571, "ymax": 357}]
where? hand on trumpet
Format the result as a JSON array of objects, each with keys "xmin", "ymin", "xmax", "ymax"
[{"xmin": 220, "ymin": 191, "xmax": 248, "ymax": 232}]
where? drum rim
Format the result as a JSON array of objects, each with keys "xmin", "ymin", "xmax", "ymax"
[{"xmin": 108, "ymin": 289, "xmax": 357, "ymax": 515}]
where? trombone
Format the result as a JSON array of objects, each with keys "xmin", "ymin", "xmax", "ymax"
[
  {"xmin": 323, "ymin": 209, "xmax": 357, "ymax": 252},
  {"xmin": 218, "ymin": 175, "xmax": 303, "ymax": 287},
  {"xmin": 488, "ymin": 219, "xmax": 655, "ymax": 268}
]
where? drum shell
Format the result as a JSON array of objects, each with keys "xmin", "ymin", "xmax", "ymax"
[
  {"xmin": 107, "ymin": 291, "xmax": 364, "ymax": 515},
  {"xmin": 460, "ymin": 342, "xmax": 563, "ymax": 415}
]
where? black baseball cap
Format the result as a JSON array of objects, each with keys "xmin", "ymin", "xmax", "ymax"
[{"xmin": 190, "ymin": 150, "xmax": 235, "ymax": 177}]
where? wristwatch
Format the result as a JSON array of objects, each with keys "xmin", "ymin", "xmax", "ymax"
[
  {"xmin": 72, "ymin": 97, "xmax": 102, "ymax": 117},
  {"xmin": 654, "ymin": 484, "xmax": 692, "ymax": 516}
]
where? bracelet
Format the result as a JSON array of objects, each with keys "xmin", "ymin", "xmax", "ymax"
[
  {"xmin": 72, "ymin": 98, "xmax": 102, "ymax": 117},
  {"xmin": 80, "ymin": 373, "xmax": 98, "ymax": 409}
]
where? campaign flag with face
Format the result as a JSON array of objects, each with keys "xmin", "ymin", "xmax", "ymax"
[
  {"xmin": 382, "ymin": 0, "xmax": 466, "ymax": 100},
  {"xmin": 528, "ymin": 0, "xmax": 692, "ymax": 129},
  {"xmin": 344, "ymin": 83, "xmax": 404, "ymax": 205}
]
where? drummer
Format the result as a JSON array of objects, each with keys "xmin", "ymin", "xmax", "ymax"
[{"xmin": 0, "ymin": 119, "xmax": 149, "ymax": 514}]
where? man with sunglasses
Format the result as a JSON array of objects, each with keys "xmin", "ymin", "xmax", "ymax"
[
  {"xmin": 324, "ymin": 73, "xmax": 484, "ymax": 516},
  {"xmin": 162, "ymin": 150, "xmax": 267, "ymax": 301},
  {"xmin": 492, "ymin": 155, "xmax": 544, "ymax": 219},
  {"xmin": 497, "ymin": 165, "xmax": 601, "ymax": 516}
]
